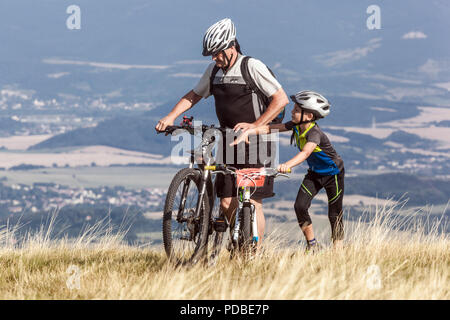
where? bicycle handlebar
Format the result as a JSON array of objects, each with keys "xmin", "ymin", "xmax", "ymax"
[
  {"xmin": 156, "ymin": 124, "xmax": 229, "ymax": 135},
  {"xmin": 204, "ymin": 165, "xmax": 291, "ymax": 178}
]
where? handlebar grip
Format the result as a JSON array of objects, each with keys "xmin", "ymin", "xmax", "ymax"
[
  {"xmin": 165, "ymin": 125, "xmax": 177, "ymax": 131},
  {"xmin": 205, "ymin": 165, "xmax": 228, "ymax": 171},
  {"xmin": 156, "ymin": 125, "xmax": 181, "ymax": 135}
]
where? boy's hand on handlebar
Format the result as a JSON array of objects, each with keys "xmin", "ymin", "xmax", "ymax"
[
  {"xmin": 277, "ymin": 163, "xmax": 291, "ymax": 174},
  {"xmin": 155, "ymin": 116, "xmax": 174, "ymax": 132}
]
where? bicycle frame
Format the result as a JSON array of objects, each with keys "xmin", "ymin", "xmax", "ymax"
[{"xmin": 173, "ymin": 126, "xmax": 223, "ymax": 239}]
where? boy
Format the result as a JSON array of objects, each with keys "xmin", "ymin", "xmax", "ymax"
[{"xmin": 232, "ymin": 90, "xmax": 345, "ymax": 251}]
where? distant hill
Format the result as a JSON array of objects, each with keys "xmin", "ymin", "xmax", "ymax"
[
  {"xmin": 28, "ymin": 100, "xmax": 439, "ymax": 173},
  {"xmin": 27, "ymin": 94, "xmax": 425, "ymax": 155},
  {"xmin": 29, "ymin": 114, "xmax": 175, "ymax": 155},
  {"xmin": 386, "ymin": 130, "xmax": 438, "ymax": 149}
]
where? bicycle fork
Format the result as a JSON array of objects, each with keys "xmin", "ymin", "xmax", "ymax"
[
  {"xmin": 176, "ymin": 155, "xmax": 196, "ymax": 223},
  {"xmin": 232, "ymin": 187, "xmax": 258, "ymax": 246},
  {"xmin": 251, "ymin": 204, "xmax": 258, "ymax": 243}
]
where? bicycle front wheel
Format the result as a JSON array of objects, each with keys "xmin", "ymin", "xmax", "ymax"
[
  {"xmin": 162, "ymin": 168, "xmax": 210, "ymax": 265},
  {"xmin": 238, "ymin": 204, "xmax": 253, "ymax": 253}
]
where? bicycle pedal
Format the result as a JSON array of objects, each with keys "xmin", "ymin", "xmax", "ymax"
[{"xmin": 213, "ymin": 218, "xmax": 228, "ymax": 232}]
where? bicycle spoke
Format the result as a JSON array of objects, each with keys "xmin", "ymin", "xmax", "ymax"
[{"xmin": 168, "ymin": 176, "xmax": 202, "ymax": 262}]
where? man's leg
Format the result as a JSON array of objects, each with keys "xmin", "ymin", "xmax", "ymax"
[
  {"xmin": 215, "ymin": 169, "xmax": 238, "ymax": 228},
  {"xmin": 220, "ymin": 196, "xmax": 238, "ymax": 224}
]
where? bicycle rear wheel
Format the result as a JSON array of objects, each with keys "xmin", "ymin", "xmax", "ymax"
[{"xmin": 162, "ymin": 168, "xmax": 210, "ymax": 265}]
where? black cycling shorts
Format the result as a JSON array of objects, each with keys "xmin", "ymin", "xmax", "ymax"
[
  {"xmin": 215, "ymin": 164, "xmax": 275, "ymax": 200},
  {"xmin": 294, "ymin": 168, "xmax": 345, "ymax": 241}
]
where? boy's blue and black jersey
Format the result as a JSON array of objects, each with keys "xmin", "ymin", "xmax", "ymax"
[{"xmin": 284, "ymin": 121, "xmax": 344, "ymax": 176}]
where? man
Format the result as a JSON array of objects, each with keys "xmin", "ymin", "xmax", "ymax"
[{"xmin": 155, "ymin": 18, "xmax": 289, "ymax": 242}]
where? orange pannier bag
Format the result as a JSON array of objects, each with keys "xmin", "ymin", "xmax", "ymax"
[{"xmin": 235, "ymin": 168, "xmax": 266, "ymax": 188}]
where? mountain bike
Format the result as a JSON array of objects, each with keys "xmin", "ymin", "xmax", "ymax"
[
  {"xmin": 157, "ymin": 118, "xmax": 228, "ymax": 266},
  {"xmin": 157, "ymin": 118, "xmax": 289, "ymax": 266}
]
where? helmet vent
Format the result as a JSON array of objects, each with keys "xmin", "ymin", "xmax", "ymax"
[
  {"xmin": 202, "ymin": 18, "xmax": 236, "ymax": 56},
  {"xmin": 290, "ymin": 90, "xmax": 330, "ymax": 119}
]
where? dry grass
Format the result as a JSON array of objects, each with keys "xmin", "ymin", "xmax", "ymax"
[{"xmin": 0, "ymin": 203, "xmax": 448, "ymax": 300}]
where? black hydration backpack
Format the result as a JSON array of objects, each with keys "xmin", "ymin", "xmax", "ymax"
[{"xmin": 209, "ymin": 56, "xmax": 285, "ymax": 124}]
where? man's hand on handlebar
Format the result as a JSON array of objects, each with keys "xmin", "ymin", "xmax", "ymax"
[{"xmin": 155, "ymin": 116, "xmax": 174, "ymax": 133}]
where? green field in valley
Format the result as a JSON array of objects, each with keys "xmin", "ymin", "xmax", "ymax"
[{"xmin": 0, "ymin": 166, "xmax": 179, "ymax": 189}]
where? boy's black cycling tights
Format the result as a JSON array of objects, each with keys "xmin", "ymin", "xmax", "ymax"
[{"xmin": 294, "ymin": 169, "xmax": 345, "ymax": 241}]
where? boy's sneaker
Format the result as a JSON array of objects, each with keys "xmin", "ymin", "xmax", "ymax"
[{"xmin": 305, "ymin": 241, "xmax": 323, "ymax": 254}]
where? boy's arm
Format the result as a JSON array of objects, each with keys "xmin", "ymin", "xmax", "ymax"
[
  {"xmin": 279, "ymin": 142, "xmax": 317, "ymax": 172},
  {"xmin": 268, "ymin": 123, "xmax": 290, "ymax": 133},
  {"xmin": 230, "ymin": 123, "xmax": 290, "ymax": 146},
  {"xmin": 230, "ymin": 125, "xmax": 269, "ymax": 146}
]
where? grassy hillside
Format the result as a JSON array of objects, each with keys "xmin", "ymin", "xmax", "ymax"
[{"xmin": 0, "ymin": 206, "xmax": 448, "ymax": 300}]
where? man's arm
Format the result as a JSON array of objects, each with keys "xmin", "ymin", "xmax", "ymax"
[
  {"xmin": 233, "ymin": 88, "xmax": 289, "ymax": 132},
  {"xmin": 155, "ymin": 90, "xmax": 202, "ymax": 131},
  {"xmin": 254, "ymin": 88, "xmax": 289, "ymax": 127}
]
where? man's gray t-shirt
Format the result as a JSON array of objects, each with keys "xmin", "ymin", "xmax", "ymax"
[
  {"xmin": 193, "ymin": 54, "xmax": 282, "ymax": 166},
  {"xmin": 193, "ymin": 54, "xmax": 282, "ymax": 100}
]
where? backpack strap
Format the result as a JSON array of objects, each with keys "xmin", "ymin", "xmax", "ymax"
[
  {"xmin": 209, "ymin": 65, "xmax": 220, "ymax": 96},
  {"xmin": 241, "ymin": 57, "xmax": 263, "ymax": 99},
  {"xmin": 241, "ymin": 56, "xmax": 285, "ymax": 123},
  {"xmin": 241, "ymin": 56, "xmax": 269, "ymax": 115}
]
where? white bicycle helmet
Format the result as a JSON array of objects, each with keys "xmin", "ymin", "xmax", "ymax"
[
  {"xmin": 202, "ymin": 18, "xmax": 236, "ymax": 56},
  {"xmin": 290, "ymin": 90, "xmax": 331, "ymax": 119}
]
